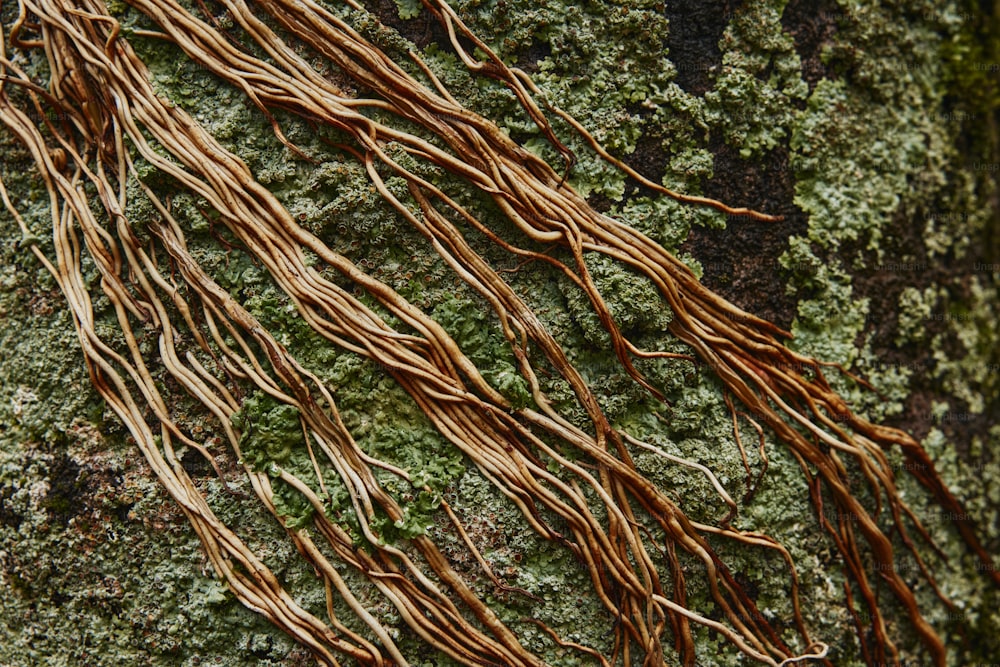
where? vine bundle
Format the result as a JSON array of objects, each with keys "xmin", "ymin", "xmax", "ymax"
[{"xmin": 0, "ymin": 0, "xmax": 993, "ymax": 665}]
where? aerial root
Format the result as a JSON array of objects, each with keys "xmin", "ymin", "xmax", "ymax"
[{"xmin": 0, "ymin": 0, "xmax": 992, "ymax": 665}]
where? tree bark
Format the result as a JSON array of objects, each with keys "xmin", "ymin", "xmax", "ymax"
[{"xmin": 1, "ymin": 0, "xmax": 998, "ymax": 665}]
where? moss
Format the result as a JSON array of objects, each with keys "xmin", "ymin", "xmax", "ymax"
[{"xmin": 557, "ymin": 252, "xmax": 673, "ymax": 348}]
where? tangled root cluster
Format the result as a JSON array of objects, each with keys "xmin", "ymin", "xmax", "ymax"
[{"xmin": 0, "ymin": 0, "xmax": 994, "ymax": 664}]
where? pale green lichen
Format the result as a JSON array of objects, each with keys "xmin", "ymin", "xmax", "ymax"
[
  {"xmin": 896, "ymin": 285, "xmax": 940, "ymax": 344},
  {"xmin": 929, "ymin": 276, "xmax": 999, "ymax": 416},
  {"xmin": 704, "ymin": 0, "xmax": 806, "ymax": 159}
]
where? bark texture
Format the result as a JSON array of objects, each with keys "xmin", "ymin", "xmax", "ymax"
[{"xmin": 0, "ymin": 0, "xmax": 998, "ymax": 665}]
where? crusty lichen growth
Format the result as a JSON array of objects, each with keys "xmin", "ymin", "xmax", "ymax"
[
  {"xmin": 0, "ymin": 141, "xmax": 310, "ymax": 665},
  {"xmin": 1, "ymin": 0, "xmax": 998, "ymax": 665}
]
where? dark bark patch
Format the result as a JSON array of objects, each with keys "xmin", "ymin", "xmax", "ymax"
[
  {"xmin": 663, "ymin": 0, "xmax": 744, "ymax": 96},
  {"xmin": 844, "ymin": 208, "xmax": 1000, "ymax": 454},
  {"xmin": 0, "ymin": 485, "xmax": 22, "ymax": 530},
  {"xmin": 180, "ymin": 446, "xmax": 213, "ymax": 478},
  {"xmin": 781, "ymin": 0, "xmax": 843, "ymax": 92},
  {"xmin": 364, "ymin": 0, "xmax": 445, "ymax": 50},
  {"xmin": 621, "ymin": 121, "xmax": 671, "ymax": 196},
  {"xmin": 681, "ymin": 143, "xmax": 806, "ymax": 331},
  {"xmin": 42, "ymin": 451, "xmax": 127, "ymax": 526},
  {"xmin": 43, "ymin": 453, "xmax": 85, "ymax": 523}
]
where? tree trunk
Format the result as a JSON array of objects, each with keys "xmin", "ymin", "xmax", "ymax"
[{"xmin": 1, "ymin": 0, "xmax": 997, "ymax": 665}]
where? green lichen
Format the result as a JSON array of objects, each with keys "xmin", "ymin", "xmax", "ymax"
[
  {"xmin": 929, "ymin": 275, "xmax": 999, "ymax": 416},
  {"xmin": 704, "ymin": 1, "xmax": 806, "ymax": 159},
  {"xmin": 232, "ymin": 393, "xmax": 303, "ymax": 470}
]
